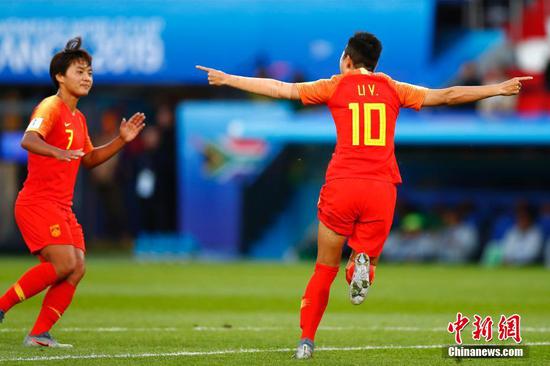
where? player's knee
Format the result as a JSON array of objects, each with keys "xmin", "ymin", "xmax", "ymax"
[
  {"xmin": 316, "ymin": 255, "xmax": 341, "ymax": 267},
  {"xmin": 67, "ymin": 261, "xmax": 86, "ymax": 284},
  {"xmin": 52, "ymin": 256, "xmax": 78, "ymax": 279},
  {"xmin": 316, "ymin": 248, "xmax": 342, "ymax": 267},
  {"xmin": 65, "ymin": 265, "xmax": 85, "ymax": 285}
]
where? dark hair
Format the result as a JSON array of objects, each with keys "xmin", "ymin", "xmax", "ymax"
[
  {"xmin": 49, "ymin": 37, "xmax": 92, "ymax": 88},
  {"xmin": 515, "ymin": 201, "xmax": 537, "ymax": 223},
  {"xmin": 344, "ymin": 32, "xmax": 382, "ymax": 71}
]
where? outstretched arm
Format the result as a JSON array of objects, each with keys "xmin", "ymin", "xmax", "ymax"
[
  {"xmin": 423, "ymin": 76, "xmax": 532, "ymax": 107},
  {"xmin": 196, "ymin": 65, "xmax": 301, "ymax": 100},
  {"xmin": 82, "ymin": 112, "xmax": 146, "ymax": 169}
]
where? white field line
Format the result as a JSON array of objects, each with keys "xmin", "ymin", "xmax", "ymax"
[
  {"xmin": 1, "ymin": 326, "xmax": 550, "ymax": 333},
  {"xmin": 0, "ymin": 342, "xmax": 549, "ymax": 363},
  {"xmin": 0, "ymin": 327, "xmax": 178, "ymax": 333},
  {"xmin": 194, "ymin": 325, "xmax": 550, "ymax": 333},
  {"xmin": 193, "ymin": 326, "xmax": 280, "ymax": 331}
]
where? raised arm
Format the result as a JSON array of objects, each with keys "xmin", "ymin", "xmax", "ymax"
[
  {"xmin": 196, "ymin": 65, "xmax": 300, "ymax": 100},
  {"xmin": 423, "ymin": 76, "xmax": 532, "ymax": 107},
  {"xmin": 82, "ymin": 112, "xmax": 145, "ymax": 169}
]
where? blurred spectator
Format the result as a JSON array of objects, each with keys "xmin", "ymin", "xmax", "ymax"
[
  {"xmin": 254, "ymin": 55, "xmax": 270, "ymax": 79},
  {"xmin": 248, "ymin": 55, "xmax": 273, "ymax": 102},
  {"xmin": 454, "ymin": 62, "xmax": 481, "ymax": 87},
  {"xmin": 383, "ymin": 212, "xmax": 437, "ymax": 262},
  {"xmin": 477, "ymin": 66, "xmax": 517, "ymax": 116},
  {"xmin": 133, "ymin": 122, "xmax": 177, "ymax": 233},
  {"xmin": 437, "ymin": 207, "xmax": 479, "ymax": 263},
  {"xmin": 134, "ymin": 126, "xmax": 161, "ymax": 231},
  {"xmin": 450, "ymin": 62, "xmax": 481, "ymax": 110},
  {"xmin": 154, "ymin": 104, "xmax": 177, "ymax": 231},
  {"xmin": 90, "ymin": 110, "xmax": 129, "ymax": 240},
  {"xmin": 1, "ymin": 91, "xmax": 23, "ymax": 131},
  {"xmin": 543, "ymin": 58, "xmax": 550, "ymax": 93},
  {"xmin": 498, "ymin": 203, "xmax": 543, "ymax": 265},
  {"xmin": 501, "ymin": 204, "xmax": 543, "ymax": 265},
  {"xmin": 539, "ymin": 202, "xmax": 550, "ymax": 242}
]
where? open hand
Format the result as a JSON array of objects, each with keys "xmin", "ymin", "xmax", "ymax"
[
  {"xmin": 120, "ymin": 112, "xmax": 146, "ymax": 143},
  {"xmin": 54, "ymin": 148, "xmax": 84, "ymax": 162},
  {"xmin": 499, "ymin": 76, "xmax": 533, "ymax": 96},
  {"xmin": 196, "ymin": 65, "xmax": 230, "ymax": 86}
]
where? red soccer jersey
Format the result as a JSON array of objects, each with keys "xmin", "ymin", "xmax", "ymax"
[
  {"xmin": 17, "ymin": 95, "xmax": 94, "ymax": 206},
  {"xmin": 296, "ymin": 68, "xmax": 427, "ymax": 184}
]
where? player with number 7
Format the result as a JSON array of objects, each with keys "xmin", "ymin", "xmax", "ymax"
[{"xmin": 0, "ymin": 37, "xmax": 146, "ymax": 348}]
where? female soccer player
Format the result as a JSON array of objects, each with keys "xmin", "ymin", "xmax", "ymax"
[
  {"xmin": 197, "ymin": 32, "xmax": 530, "ymax": 359},
  {"xmin": 0, "ymin": 37, "xmax": 146, "ymax": 347}
]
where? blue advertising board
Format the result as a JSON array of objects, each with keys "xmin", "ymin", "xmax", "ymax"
[
  {"xmin": 0, "ymin": 0, "xmax": 435, "ymax": 85},
  {"xmin": 177, "ymin": 101, "xmax": 550, "ymax": 258},
  {"xmin": 0, "ymin": 131, "xmax": 26, "ymax": 163}
]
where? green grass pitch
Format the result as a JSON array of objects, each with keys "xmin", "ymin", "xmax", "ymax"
[{"xmin": 0, "ymin": 257, "xmax": 549, "ymax": 365}]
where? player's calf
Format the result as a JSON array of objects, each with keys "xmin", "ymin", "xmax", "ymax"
[{"xmin": 0, "ymin": 310, "xmax": 4, "ymax": 323}]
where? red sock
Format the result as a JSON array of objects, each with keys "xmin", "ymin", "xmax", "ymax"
[
  {"xmin": 300, "ymin": 263, "xmax": 339, "ymax": 341},
  {"xmin": 30, "ymin": 281, "xmax": 76, "ymax": 335},
  {"xmin": 0, "ymin": 262, "xmax": 58, "ymax": 313},
  {"xmin": 345, "ymin": 263, "xmax": 376, "ymax": 285},
  {"xmin": 345, "ymin": 261, "xmax": 354, "ymax": 284}
]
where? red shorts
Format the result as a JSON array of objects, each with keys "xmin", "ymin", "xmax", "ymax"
[
  {"xmin": 14, "ymin": 201, "xmax": 86, "ymax": 255},
  {"xmin": 317, "ymin": 178, "xmax": 397, "ymax": 258}
]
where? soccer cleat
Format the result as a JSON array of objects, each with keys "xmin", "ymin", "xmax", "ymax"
[
  {"xmin": 350, "ymin": 253, "xmax": 370, "ymax": 305},
  {"xmin": 23, "ymin": 332, "xmax": 73, "ymax": 348},
  {"xmin": 293, "ymin": 338, "xmax": 314, "ymax": 359},
  {"xmin": 0, "ymin": 310, "xmax": 4, "ymax": 323}
]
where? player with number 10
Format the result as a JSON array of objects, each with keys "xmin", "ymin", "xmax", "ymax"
[{"xmin": 197, "ymin": 31, "xmax": 530, "ymax": 359}]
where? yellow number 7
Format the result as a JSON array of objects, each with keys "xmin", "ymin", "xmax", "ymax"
[
  {"xmin": 65, "ymin": 129, "xmax": 74, "ymax": 149},
  {"xmin": 349, "ymin": 102, "xmax": 386, "ymax": 146}
]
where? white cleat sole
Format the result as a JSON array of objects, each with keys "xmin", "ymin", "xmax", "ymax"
[{"xmin": 350, "ymin": 253, "xmax": 370, "ymax": 305}]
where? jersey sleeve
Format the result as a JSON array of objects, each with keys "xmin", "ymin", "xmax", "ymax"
[
  {"xmin": 26, "ymin": 101, "xmax": 59, "ymax": 138},
  {"xmin": 296, "ymin": 75, "xmax": 341, "ymax": 105},
  {"xmin": 392, "ymin": 81, "xmax": 428, "ymax": 111}
]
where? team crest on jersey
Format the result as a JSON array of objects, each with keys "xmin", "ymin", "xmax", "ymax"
[
  {"xmin": 28, "ymin": 117, "xmax": 44, "ymax": 129},
  {"xmin": 49, "ymin": 224, "xmax": 61, "ymax": 238}
]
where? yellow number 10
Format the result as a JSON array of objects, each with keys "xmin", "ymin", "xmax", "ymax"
[{"xmin": 349, "ymin": 102, "xmax": 387, "ymax": 146}]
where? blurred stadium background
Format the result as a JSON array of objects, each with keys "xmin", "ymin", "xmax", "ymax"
[
  {"xmin": 2, "ymin": 0, "xmax": 550, "ymax": 267},
  {"xmin": 1, "ymin": 0, "xmax": 550, "ymax": 363}
]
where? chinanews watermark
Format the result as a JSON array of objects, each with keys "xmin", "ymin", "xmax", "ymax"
[{"xmin": 444, "ymin": 313, "xmax": 528, "ymax": 359}]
